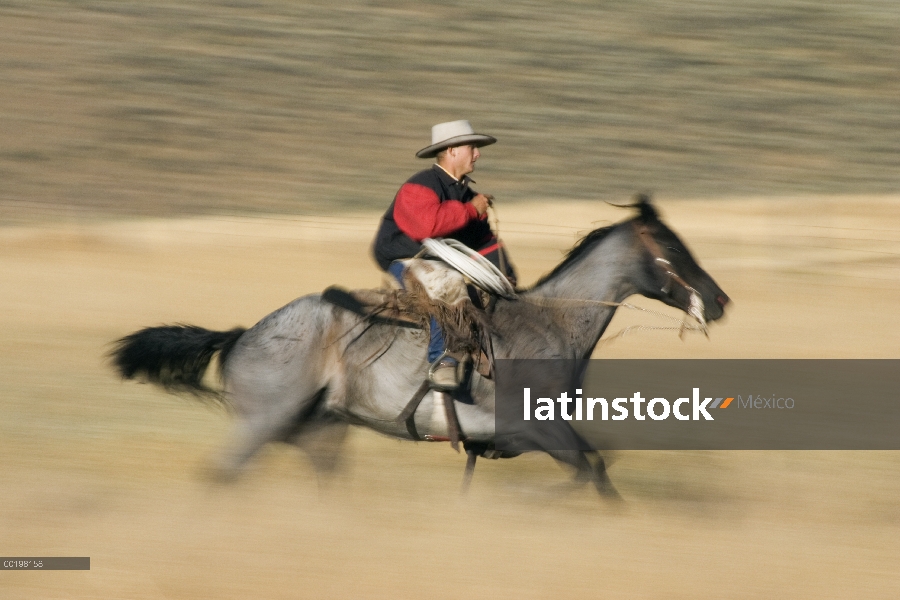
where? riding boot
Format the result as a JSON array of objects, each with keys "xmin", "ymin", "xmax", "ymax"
[{"xmin": 427, "ymin": 353, "xmax": 461, "ymax": 391}]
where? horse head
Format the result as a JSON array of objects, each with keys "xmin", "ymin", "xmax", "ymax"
[{"xmin": 626, "ymin": 194, "xmax": 729, "ymax": 325}]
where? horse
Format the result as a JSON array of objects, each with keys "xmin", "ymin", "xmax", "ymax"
[{"xmin": 111, "ymin": 197, "xmax": 729, "ymax": 498}]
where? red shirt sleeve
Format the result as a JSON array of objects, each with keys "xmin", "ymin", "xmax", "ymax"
[{"xmin": 392, "ymin": 182, "xmax": 485, "ymax": 242}]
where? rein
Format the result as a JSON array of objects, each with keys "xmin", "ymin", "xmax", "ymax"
[
  {"xmin": 518, "ymin": 295, "xmax": 708, "ymax": 343},
  {"xmin": 516, "ymin": 220, "xmax": 709, "ymax": 341}
]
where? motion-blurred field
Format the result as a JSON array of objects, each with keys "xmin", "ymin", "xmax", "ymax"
[
  {"xmin": 2, "ymin": 198, "xmax": 899, "ymax": 598},
  {"xmin": 2, "ymin": 0, "xmax": 899, "ymax": 597},
  {"xmin": 2, "ymin": 0, "xmax": 899, "ymax": 222}
]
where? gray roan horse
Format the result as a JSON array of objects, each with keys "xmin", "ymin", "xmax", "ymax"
[{"xmin": 112, "ymin": 198, "xmax": 729, "ymax": 499}]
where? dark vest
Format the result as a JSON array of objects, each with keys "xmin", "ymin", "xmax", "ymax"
[{"xmin": 372, "ymin": 165, "xmax": 492, "ymax": 270}]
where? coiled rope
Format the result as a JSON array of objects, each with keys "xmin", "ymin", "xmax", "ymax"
[{"xmin": 421, "ymin": 237, "xmax": 517, "ymax": 299}]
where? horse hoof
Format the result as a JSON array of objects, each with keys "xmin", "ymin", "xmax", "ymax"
[
  {"xmin": 199, "ymin": 462, "xmax": 242, "ymax": 484},
  {"xmin": 597, "ymin": 483, "xmax": 625, "ymax": 503}
]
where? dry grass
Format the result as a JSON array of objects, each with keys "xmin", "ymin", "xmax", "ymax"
[{"xmin": 2, "ymin": 1, "xmax": 899, "ymax": 224}]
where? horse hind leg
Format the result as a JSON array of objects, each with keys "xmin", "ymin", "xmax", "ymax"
[
  {"xmin": 209, "ymin": 387, "xmax": 329, "ymax": 482},
  {"xmin": 287, "ymin": 414, "xmax": 349, "ymax": 481},
  {"xmin": 203, "ymin": 295, "xmax": 348, "ymax": 482}
]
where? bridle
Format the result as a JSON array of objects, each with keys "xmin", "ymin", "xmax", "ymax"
[
  {"xmin": 517, "ymin": 220, "xmax": 711, "ymax": 341},
  {"xmin": 633, "ymin": 221, "xmax": 708, "ymax": 336}
]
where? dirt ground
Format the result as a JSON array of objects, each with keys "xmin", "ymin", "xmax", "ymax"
[{"xmin": 2, "ymin": 198, "xmax": 898, "ymax": 598}]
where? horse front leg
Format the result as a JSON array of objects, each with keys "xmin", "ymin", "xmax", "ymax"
[
  {"xmin": 547, "ymin": 449, "xmax": 622, "ymax": 501},
  {"xmin": 589, "ymin": 452, "xmax": 622, "ymax": 501}
]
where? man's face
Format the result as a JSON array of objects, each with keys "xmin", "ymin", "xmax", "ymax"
[{"xmin": 447, "ymin": 144, "xmax": 480, "ymax": 176}]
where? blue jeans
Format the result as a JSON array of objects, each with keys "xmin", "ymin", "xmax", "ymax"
[{"xmin": 388, "ymin": 261, "xmax": 446, "ymax": 363}]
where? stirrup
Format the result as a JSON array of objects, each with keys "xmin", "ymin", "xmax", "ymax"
[{"xmin": 427, "ymin": 351, "xmax": 463, "ymax": 392}]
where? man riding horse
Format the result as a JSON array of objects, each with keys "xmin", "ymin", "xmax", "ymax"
[{"xmin": 372, "ymin": 120, "xmax": 516, "ymax": 391}]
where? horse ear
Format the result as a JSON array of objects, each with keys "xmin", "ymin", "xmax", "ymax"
[
  {"xmin": 606, "ymin": 193, "xmax": 658, "ymax": 221},
  {"xmin": 632, "ymin": 192, "xmax": 657, "ymax": 222}
]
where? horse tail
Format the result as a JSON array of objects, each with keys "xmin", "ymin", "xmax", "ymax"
[{"xmin": 110, "ymin": 324, "xmax": 246, "ymax": 396}]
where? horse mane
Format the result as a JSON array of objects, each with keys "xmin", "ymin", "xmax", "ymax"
[{"xmin": 529, "ymin": 194, "xmax": 658, "ymax": 289}]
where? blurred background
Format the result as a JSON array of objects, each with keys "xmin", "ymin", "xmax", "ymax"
[
  {"xmin": 2, "ymin": 1, "xmax": 898, "ymax": 598},
  {"xmin": 2, "ymin": 0, "xmax": 899, "ymax": 222}
]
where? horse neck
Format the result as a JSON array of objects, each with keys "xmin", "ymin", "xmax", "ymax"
[{"xmin": 520, "ymin": 227, "xmax": 640, "ymax": 357}]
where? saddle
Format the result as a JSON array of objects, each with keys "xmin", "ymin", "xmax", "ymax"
[
  {"xmin": 321, "ymin": 284, "xmax": 494, "ymax": 378},
  {"xmin": 322, "ymin": 254, "xmax": 508, "ymax": 452},
  {"xmin": 322, "ymin": 281, "xmax": 496, "ymax": 453}
]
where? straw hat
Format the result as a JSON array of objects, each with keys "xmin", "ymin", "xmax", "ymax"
[{"xmin": 415, "ymin": 120, "xmax": 497, "ymax": 159}]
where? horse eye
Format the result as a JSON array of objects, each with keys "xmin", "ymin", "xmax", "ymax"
[{"xmin": 664, "ymin": 246, "xmax": 683, "ymax": 254}]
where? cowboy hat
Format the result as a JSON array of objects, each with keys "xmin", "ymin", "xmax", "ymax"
[{"xmin": 416, "ymin": 120, "xmax": 497, "ymax": 159}]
